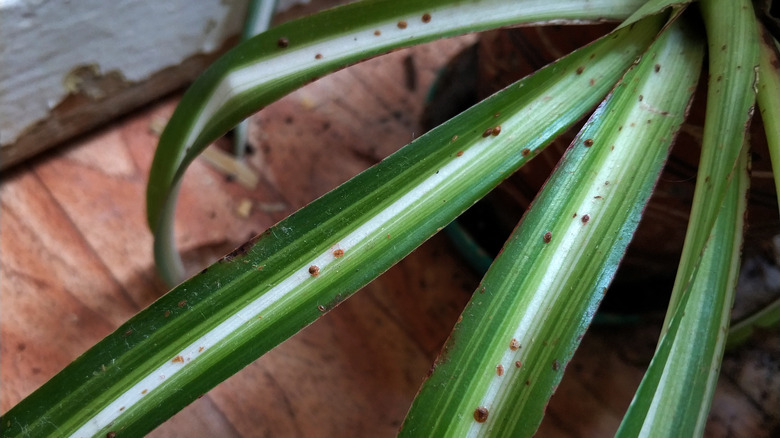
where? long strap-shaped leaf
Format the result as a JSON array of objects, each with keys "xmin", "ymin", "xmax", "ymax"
[
  {"xmin": 661, "ymin": 0, "xmax": 759, "ymax": 334},
  {"xmin": 616, "ymin": 144, "xmax": 749, "ymax": 438},
  {"xmin": 757, "ymin": 24, "xmax": 780, "ymax": 211},
  {"xmin": 147, "ymin": 0, "xmax": 648, "ymax": 284},
  {"xmin": 726, "ymin": 25, "xmax": 780, "ymax": 349},
  {"xmin": 0, "ymin": 14, "xmax": 664, "ymax": 438},
  {"xmin": 401, "ymin": 14, "xmax": 703, "ymax": 438}
]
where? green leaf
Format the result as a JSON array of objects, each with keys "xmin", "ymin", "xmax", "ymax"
[
  {"xmin": 616, "ymin": 143, "xmax": 750, "ymax": 438},
  {"xmin": 401, "ymin": 15, "xmax": 703, "ymax": 437},
  {"xmin": 756, "ymin": 24, "xmax": 780, "ymax": 213},
  {"xmin": 232, "ymin": 0, "xmax": 278, "ymax": 158},
  {"xmin": 147, "ymin": 0, "xmax": 648, "ymax": 285},
  {"xmin": 0, "ymin": 10, "xmax": 664, "ymax": 438},
  {"xmin": 661, "ymin": 0, "xmax": 759, "ymax": 334}
]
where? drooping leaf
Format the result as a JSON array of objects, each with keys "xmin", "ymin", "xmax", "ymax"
[
  {"xmin": 617, "ymin": 144, "xmax": 749, "ymax": 438},
  {"xmin": 147, "ymin": 0, "xmax": 649, "ymax": 284},
  {"xmin": 401, "ymin": 14, "xmax": 703, "ymax": 437},
  {"xmin": 661, "ymin": 0, "xmax": 759, "ymax": 333}
]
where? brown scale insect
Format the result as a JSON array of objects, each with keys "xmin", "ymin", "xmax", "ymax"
[
  {"xmin": 482, "ymin": 128, "xmax": 493, "ymax": 137},
  {"xmin": 456, "ymin": 150, "xmax": 464, "ymax": 157},
  {"xmin": 509, "ymin": 338, "xmax": 520, "ymax": 350},
  {"xmin": 496, "ymin": 364, "xmax": 504, "ymax": 376},
  {"xmin": 309, "ymin": 265, "xmax": 320, "ymax": 276},
  {"xmin": 491, "ymin": 125, "xmax": 501, "ymax": 136},
  {"xmin": 521, "ymin": 148, "xmax": 531, "ymax": 157},
  {"xmin": 543, "ymin": 231, "xmax": 552, "ymax": 243},
  {"xmin": 178, "ymin": 300, "xmax": 187, "ymax": 308},
  {"xmin": 374, "ymin": 30, "xmax": 381, "ymax": 36},
  {"xmin": 315, "ymin": 53, "xmax": 323, "ymax": 60},
  {"xmin": 172, "ymin": 355, "xmax": 184, "ymax": 363},
  {"xmin": 107, "ymin": 432, "xmax": 117, "ymax": 438},
  {"xmin": 277, "ymin": 37, "xmax": 289, "ymax": 48},
  {"xmin": 474, "ymin": 406, "xmax": 489, "ymax": 423},
  {"xmin": 317, "ymin": 304, "xmax": 326, "ymax": 312},
  {"xmin": 655, "ymin": 63, "xmax": 661, "ymax": 72},
  {"xmin": 582, "ymin": 214, "xmax": 590, "ymax": 224},
  {"xmin": 584, "ymin": 138, "xmax": 594, "ymax": 147},
  {"xmin": 552, "ymin": 359, "xmax": 560, "ymax": 371},
  {"xmin": 515, "ymin": 361, "xmax": 522, "ymax": 368},
  {"xmin": 397, "ymin": 20, "xmax": 408, "ymax": 29},
  {"xmin": 333, "ymin": 248, "xmax": 345, "ymax": 257},
  {"xmin": 576, "ymin": 66, "xmax": 585, "ymax": 74},
  {"xmin": 422, "ymin": 13, "xmax": 432, "ymax": 23}
]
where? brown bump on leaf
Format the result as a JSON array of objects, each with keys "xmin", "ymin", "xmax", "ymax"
[
  {"xmin": 141, "ymin": 389, "xmax": 148, "ymax": 394},
  {"xmin": 480, "ymin": 287, "xmax": 486, "ymax": 294},
  {"xmin": 525, "ymin": 380, "xmax": 531, "ymax": 386},
  {"xmin": 496, "ymin": 364, "xmax": 504, "ymax": 376},
  {"xmin": 456, "ymin": 150, "xmax": 464, "ymax": 157},
  {"xmin": 582, "ymin": 214, "xmax": 590, "ymax": 224},
  {"xmin": 333, "ymin": 249, "xmax": 345, "ymax": 257},
  {"xmin": 576, "ymin": 66, "xmax": 585, "ymax": 74},
  {"xmin": 552, "ymin": 359, "xmax": 560, "ymax": 371},
  {"xmin": 543, "ymin": 232, "xmax": 552, "ymax": 243},
  {"xmin": 491, "ymin": 125, "xmax": 501, "ymax": 136},
  {"xmin": 451, "ymin": 135, "xmax": 458, "ymax": 141},
  {"xmin": 107, "ymin": 432, "xmax": 117, "ymax": 438},
  {"xmin": 572, "ymin": 212, "xmax": 577, "ymax": 218},
  {"xmin": 474, "ymin": 406, "xmax": 489, "ymax": 423},
  {"xmin": 374, "ymin": 29, "xmax": 381, "ymax": 36},
  {"xmin": 639, "ymin": 95, "xmax": 643, "ymax": 101},
  {"xmin": 178, "ymin": 300, "xmax": 187, "ymax": 308},
  {"xmin": 277, "ymin": 37, "xmax": 289, "ymax": 48},
  {"xmin": 482, "ymin": 128, "xmax": 494, "ymax": 137},
  {"xmin": 584, "ymin": 138, "xmax": 594, "ymax": 147},
  {"xmin": 172, "ymin": 355, "xmax": 185, "ymax": 363},
  {"xmin": 198, "ymin": 346, "xmax": 205, "ymax": 352},
  {"xmin": 589, "ymin": 78, "xmax": 595, "ymax": 86},
  {"xmin": 309, "ymin": 265, "xmax": 320, "ymax": 276},
  {"xmin": 164, "ymin": 310, "xmax": 171, "ymax": 318},
  {"xmin": 123, "ymin": 329, "xmax": 133, "ymax": 337},
  {"xmin": 509, "ymin": 338, "xmax": 521, "ymax": 351},
  {"xmin": 422, "ymin": 13, "xmax": 431, "ymax": 22},
  {"xmin": 317, "ymin": 304, "xmax": 326, "ymax": 312},
  {"xmin": 515, "ymin": 361, "xmax": 522, "ymax": 368},
  {"xmin": 315, "ymin": 53, "xmax": 323, "ymax": 59},
  {"xmin": 397, "ymin": 20, "xmax": 408, "ymax": 29},
  {"xmin": 521, "ymin": 148, "xmax": 531, "ymax": 157},
  {"xmin": 654, "ymin": 63, "xmax": 661, "ymax": 72},
  {"xmin": 257, "ymin": 265, "xmax": 265, "ymax": 270}
]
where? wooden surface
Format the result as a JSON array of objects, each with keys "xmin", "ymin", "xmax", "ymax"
[{"xmin": 2, "ymin": 35, "xmax": 779, "ymax": 437}]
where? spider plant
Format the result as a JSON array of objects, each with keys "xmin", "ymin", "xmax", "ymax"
[{"xmin": 3, "ymin": 0, "xmax": 778, "ymax": 436}]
